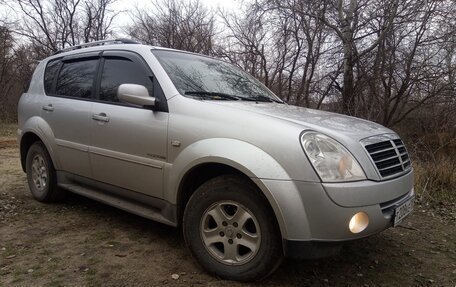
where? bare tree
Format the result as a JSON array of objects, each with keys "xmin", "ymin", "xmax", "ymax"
[
  {"xmin": 127, "ymin": 0, "xmax": 215, "ymax": 54},
  {"xmin": 356, "ymin": 0, "xmax": 455, "ymax": 126},
  {"xmin": 0, "ymin": 24, "xmax": 36, "ymax": 121},
  {"xmin": 0, "ymin": 25, "xmax": 15, "ymax": 108},
  {"xmin": 11, "ymin": 0, "xmax": 118, "ymax": 54},
  {"xmin": 218, "ymin": 0, "xmax": 333, "ymax": 107},
  {"xmin": 217, "ymin": 8, "xmax": 270, "ymax": 84},
  {"xmin": 0, "ymin": 0, "xmax": 454, "ymax": 130},
  {"xmin": 280, "ymin": 0, "xmax": 402, "ymax": 115},
  {"xmin": 82, "ymin": 0, "xmax": 118, "ymax": 42},
  {"xmin": 236, "ymin": 0, "xmax": 455, "ymax": 128}
]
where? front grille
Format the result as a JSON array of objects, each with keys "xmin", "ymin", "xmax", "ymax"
[{"xmin": 364, "ymin": 137, "xmax": 411, "ymax": 178}]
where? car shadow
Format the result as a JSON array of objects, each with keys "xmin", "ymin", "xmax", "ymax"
[{"xmin": 61, "ymin": 192, "xmax": 413, "ymax": 286}]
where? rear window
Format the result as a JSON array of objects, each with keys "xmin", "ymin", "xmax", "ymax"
[
  {"xmin": 55, "ymin": 59, "xmax": 98, "ymax": 99},
  {"xmin": 43, "ymin": 60, "xmax": 61, "ymax": 94}
]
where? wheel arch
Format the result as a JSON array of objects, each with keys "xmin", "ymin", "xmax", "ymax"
[
  {"xmin": 20, "ymin": 132, "xmax": 42, "ymax": 172},
  {"xmin": 19, "ymin": 116, "xmax": 59, "ymax": 172},
  {"xmin": 176, "ymin": 163, "xmax": 249, "ymax": 222},
  {"xmin": 167, "ymin": 138, "xmax": 292, "ymax": 239}
]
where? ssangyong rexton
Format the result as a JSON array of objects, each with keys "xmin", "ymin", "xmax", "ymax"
[{"xmin": 17, "ymin": 39, "xmax": 414, "ymax": 281}]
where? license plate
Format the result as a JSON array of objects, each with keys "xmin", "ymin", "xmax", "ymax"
[{"xmin": 393, "ymin": 197, "xmax": 414, "ymax": 226}]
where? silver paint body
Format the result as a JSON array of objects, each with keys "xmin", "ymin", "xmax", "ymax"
[{"xmin": 18, "ymin": 44, "xmax": 414, "ymax": 242}]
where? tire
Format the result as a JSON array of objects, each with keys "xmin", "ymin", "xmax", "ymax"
[
  {"xmin": 26, "ymin": 142, "xmax": 66, "ymax": 202},
  {"xmin": 183, "ymin": 175, "xmax": 283, "ymax": 281}
]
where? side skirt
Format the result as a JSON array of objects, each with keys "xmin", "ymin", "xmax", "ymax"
[{"xmin": 57, "ymin": 171, "xmax": 177, "ymax": 227}]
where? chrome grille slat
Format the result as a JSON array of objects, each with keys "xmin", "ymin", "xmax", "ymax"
[
  {"xmin": 378, "ymin": 162, "xmax": 403, "ymax": 171},
  {"xmin": 376, "ymin": 154, "xmax": 402, "ymax": 163},
  {"xmin": 363, "ymin": 135, "xmax": 412, "ymax": 179},
  {"xmin": 371, "ymin": 149, "xmax": 398, "ymax": 161},
  {"xmin": 368, "ymin": 146, "xmax": 396, "ymax": 155}
]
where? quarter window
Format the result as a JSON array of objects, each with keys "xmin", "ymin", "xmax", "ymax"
[
  {"xmin": 55, "ymin": 59, "xmax": 98, "ymax": 99},
  {"xmin": 44, "ymin": 59, "xmax": 61, "ymax": 94},
  {"xmin": 99, "ymin": 58, "xmax": 153, "ymax": 103}
]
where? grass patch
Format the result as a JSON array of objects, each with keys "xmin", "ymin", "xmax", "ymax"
[
  {"xmin": 413, "ymin": 158, "xmax": 456, "ymax": 203},
  {"xmin": 401, "ymin": 131, "xmax": 456, "ymax": 204}
]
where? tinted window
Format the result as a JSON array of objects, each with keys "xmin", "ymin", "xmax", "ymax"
[
  {"xmin": 55, "ymin": 59, "xmax": 98, "ymax": 98},
  {"xmin": 99, "ymin": 58, "xmax": 152, "ymax": 103},
  {"xmin": 44, "ymin": 60, "xmax": 61, "ymax": 94}
]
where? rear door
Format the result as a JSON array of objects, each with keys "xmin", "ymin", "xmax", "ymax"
[
  {"xmin": 41, "ymin": 53, "xmax": 100, "ymax": 179},
  {"xmin": 89, "ymin": 51, "xmax": 168, "ymax": 199}
]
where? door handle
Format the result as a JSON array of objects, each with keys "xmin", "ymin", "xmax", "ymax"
[
  {"xmin": 42, "ymin": 104, "xmax": 54, "ymax": 112},
  {"xmin": 92, "ymin": 113, "xmax": 110, "ymax": 123}
]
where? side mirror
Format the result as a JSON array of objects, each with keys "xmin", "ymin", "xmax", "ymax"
[{"xmin": 118, "ymin": 84, "xmax": 156, "ymax": 108}]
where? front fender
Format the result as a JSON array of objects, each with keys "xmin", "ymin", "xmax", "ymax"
[{"xmin": 165, "ymin": 138, "xmax": 304, "ymax": 239}]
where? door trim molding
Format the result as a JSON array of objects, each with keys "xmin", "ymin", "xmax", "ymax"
[
  {"xmin": 89, "ymin": 147, "xmax": 163, "ymax": 169},
  {"xmin": 55, "ymin": 139, "xmax": 89, "ymax": 152}
]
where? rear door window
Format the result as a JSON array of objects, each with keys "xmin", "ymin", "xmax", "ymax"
[{"xmin": 55, "ymin": 59, "xmax": 98, "ymax": 99}]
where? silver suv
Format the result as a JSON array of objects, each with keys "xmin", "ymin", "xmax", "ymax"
[{"xmin": 18, "ymin": 39, "xmax": 414, "ymax": 281}]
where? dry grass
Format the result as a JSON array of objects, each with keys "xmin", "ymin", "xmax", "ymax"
[
  {"xmin": 404, "ymin": 131, "xmax": 456, "ymax": 204},
  {"xmin": 413, "ymin": 158, "xmax": 456, "ymax": 203}
]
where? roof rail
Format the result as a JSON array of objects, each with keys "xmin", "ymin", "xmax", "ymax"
[{"xmin": 53, "ymin": 38, "xmax": 141, "ymax": 55}]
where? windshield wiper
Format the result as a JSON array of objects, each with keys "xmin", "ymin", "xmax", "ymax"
[
  {"xmin": 184, "ymin": 91, "xmax": 241, "ymax": 101},
  {"xmin": 249, "ymin": 94, "xmax": 284, "ymax": 103},
  {"xmin": 184, "ymin": 91, "xmax": 284, "ymax": 103},
  {"xmin": 232, "ymin": 94, "xmax": 284, "ymax": 103}
]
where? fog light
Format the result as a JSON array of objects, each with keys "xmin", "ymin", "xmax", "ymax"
[{"xmin": 349, "ymin": 212, "xmax": 369, "ymax": 233}]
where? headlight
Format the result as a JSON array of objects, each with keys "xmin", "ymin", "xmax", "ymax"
[{"xmin": 301, "ymin": 132, "xmax": 366, "ymax": 182}]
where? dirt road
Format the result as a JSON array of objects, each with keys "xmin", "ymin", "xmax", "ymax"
[{"xmin": 1, "ymin": 131, "xmax": 455, "ymax": 286}]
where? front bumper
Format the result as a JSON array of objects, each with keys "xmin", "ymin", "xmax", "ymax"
[{"xmin": 255, "ymin": 171, "xmax": 414, "ymax": 252}]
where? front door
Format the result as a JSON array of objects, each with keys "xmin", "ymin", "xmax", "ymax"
[{"xmin": 89, "ymin": 51, "xmax": 168, "ymax": 199}]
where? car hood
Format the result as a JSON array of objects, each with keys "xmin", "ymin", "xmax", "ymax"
[{"xmin": 210, "ymin": 101, "xmax": 394, "ymax": 141}]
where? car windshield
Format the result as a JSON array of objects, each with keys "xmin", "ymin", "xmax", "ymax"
[{"xmin": 152, "ymin": 50, "xmax": 283, "ymax": 103}]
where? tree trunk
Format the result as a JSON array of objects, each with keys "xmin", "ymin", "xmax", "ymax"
[
  {"xmin": 342, "ymin": 44, "xmax": 355, "ymax": 114},
  {"xmin": 339, "ymin": 0, "xmax": 357, "ymax": 115}
]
